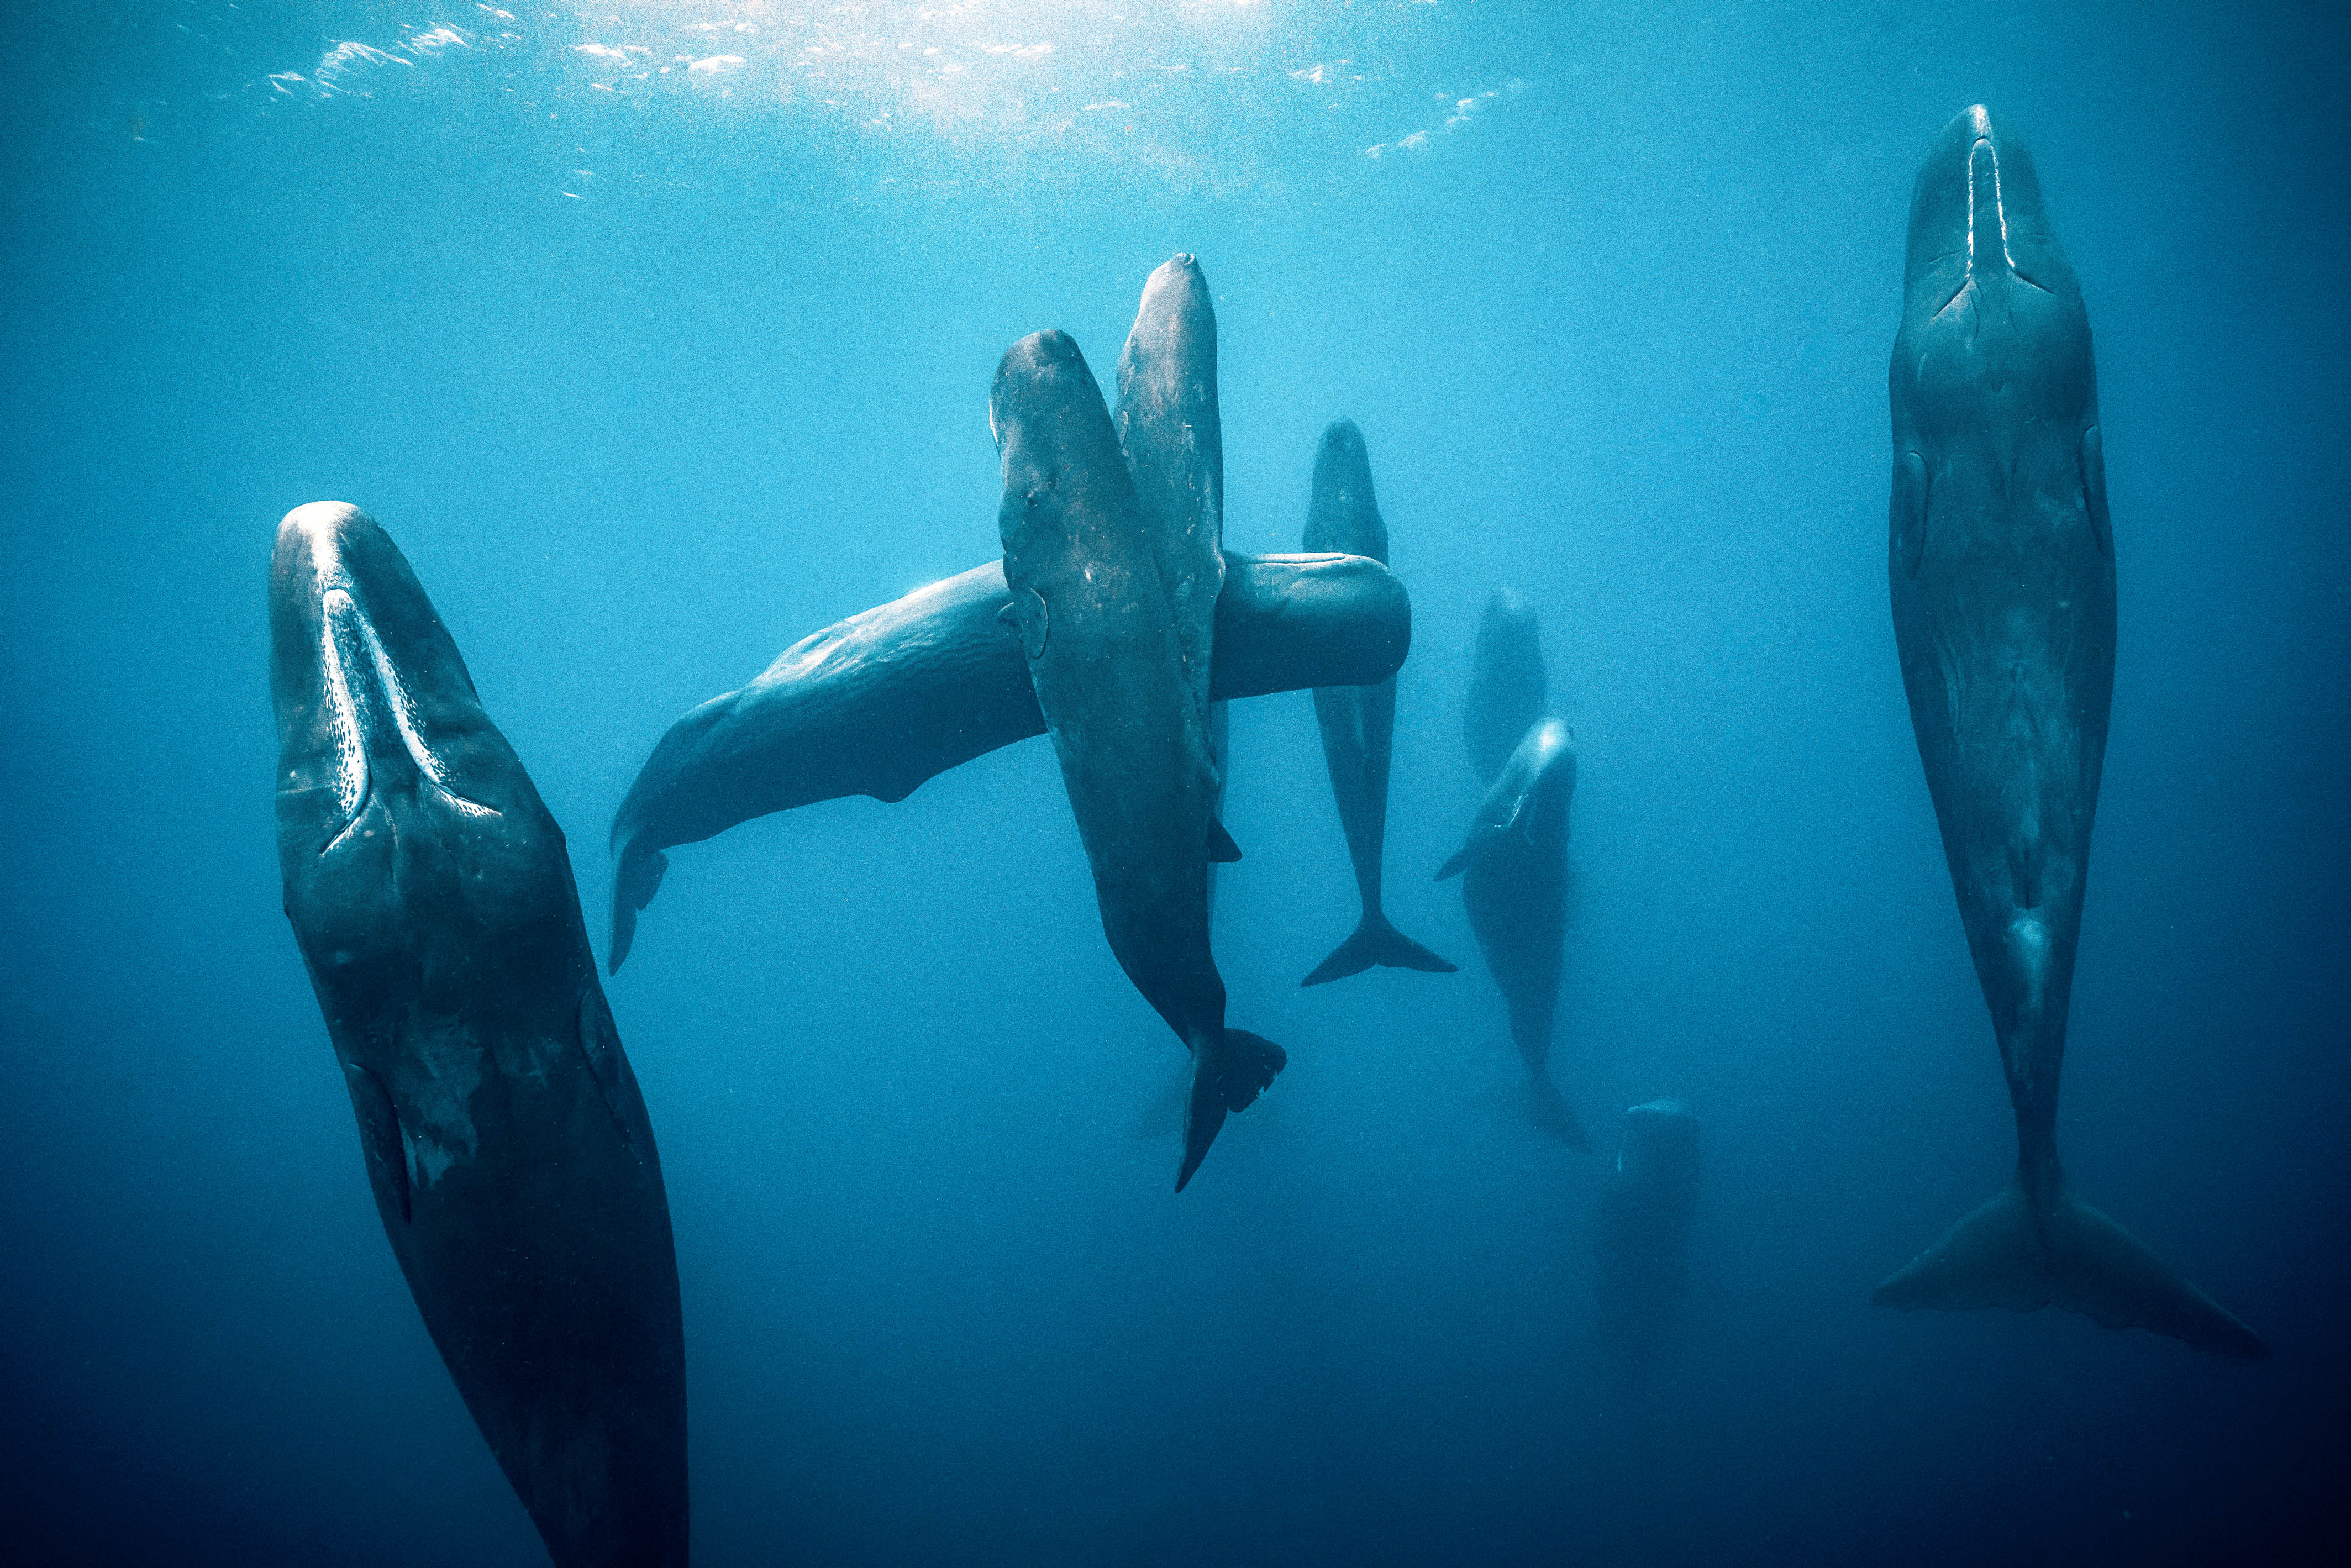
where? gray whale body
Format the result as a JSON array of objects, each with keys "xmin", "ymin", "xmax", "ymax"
[
  {"xmin": 1874, "ymin": 106, "xmax": 2265, "ymax": 1359},
  {"xmin": 1438, "ymin": 713, "xmax": 1585, "ymax": 1147},
  {"xmin": 270, "ymin": 502, "xmax": 689, "ymax": 1565},
  {"xmin": 1463, "ymin": 589, "xmax": 1545, "ymax": 788},
  {"xmin": 607, "ymin": 548, "xmax": 1409, "ymax": 973},
  {"xmin": 1300, "ymin": 418, "xmax": 1456, "ymax": 987},
  {"xmin": 993, "ymin": 261, "xmax": 1282, "ymax": 1192},
  {"xmin": 1596, "ymin": 1101, "xmax": 1701, "ymax": 1366}
]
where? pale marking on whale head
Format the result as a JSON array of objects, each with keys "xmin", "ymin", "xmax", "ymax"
[
  {"xmin": 314, "ymin": 581, "xmax": 498, "ymax": 854},
  {"xmin": 1966, "ymin": 136, "xmax": 2016, "ymax": 275}
]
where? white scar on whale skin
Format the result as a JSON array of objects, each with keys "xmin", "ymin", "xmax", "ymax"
[
  {"xmin": 317, "ymin": 584, "xmax": 498, "ymax": 854},
  {"xmin": 1966, "ymin": 136, "xmax": 2017, "ymax": 273}
]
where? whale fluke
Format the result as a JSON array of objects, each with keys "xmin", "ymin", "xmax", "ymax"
[
  {"xmin": 1176, "ymin": 1029, "xmax": 1286, "ymax": 1192},
  {"xmin": 1874, "ymin": 1176, "xmax": 2270, "ymax": 1360},
  {"xmin": 1301, "ymin": 912, "xmax": 1458, "ymax": 987},
  {"xmin": 608, "ymin": 844, "xmax": 667, "ymax": 974}
]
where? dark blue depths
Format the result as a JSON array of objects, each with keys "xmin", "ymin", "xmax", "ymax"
[{"xmin": 2, "ymin": 3, "xmax": 2345, "ymax": 1566}]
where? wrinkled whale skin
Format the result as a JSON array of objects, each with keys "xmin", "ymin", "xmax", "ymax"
[{"xmin": 271, "ymin": 502, "xmax": 689, "ymax": 1564}]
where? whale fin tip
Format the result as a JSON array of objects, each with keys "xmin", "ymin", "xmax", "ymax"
[
  {"xmin": 608, "ymin": 845, "xmax": 670, "ymax": 974},
  {"xmin": 1207, "ymin": 819, "xmax": 1243, "ymax": 863}
]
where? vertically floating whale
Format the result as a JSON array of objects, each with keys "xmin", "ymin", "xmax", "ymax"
[
  {"xmin": 270, "ymin": 503, "xmax": 691, "ymax": 1561},
  {"xmin": 1299, "ymin": 419, "xmax": 1457, "ymax": 986},
  {"xmin": 605, "ymin": 552, "xmax": 1412, "ymax": 973},
  {"xmin": 1438, "ymin": 714, "xmax": 1585, "ymax": 1146},
  {"xmin": 1114, "ymin": 253, "xmax": 1235, "ymax": 915},
  {"xmin": 1874, "ymin": 107, "xmax": 2265, "ymax": 1358},
  {"xmin": 1463, "ymin": 590, "xmax": 1546, "ymax": 788},
  {"xmin": 993, "ymin": 316, "xmax": 1284, "ymax": 1191},
  {"xmin": 1595, "ymin": 1101, "xmax": 1702, "ymax": 1367}
]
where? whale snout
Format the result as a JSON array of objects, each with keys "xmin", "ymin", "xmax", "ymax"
[
  {"xmin": 269, "ymin": 502, "xmax": 503, "ymax": 853},
  {"xmin": 1902, "ymin": 104, "xmax": 2077, "ymax": 320}
]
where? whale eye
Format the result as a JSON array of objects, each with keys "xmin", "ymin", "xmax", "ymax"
[
  {"xmin": 2079, "ymin": 425, "xmax": 2111, "ymax": 557},
  {"xmin": 1894, "ymin": 451, "xmax": 1929, "ymax": 578}
]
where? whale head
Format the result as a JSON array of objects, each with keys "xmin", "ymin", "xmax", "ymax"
[
  {"xmin": 1896, "ymin": 106, "xmax": 2093, "ymax": 419},
  {"xmin": 1891, "ymin": 107, "xmax": 2109, "ymax": 578},
  {"xmin": 269, "ymin": 503, "xmax": 576, "ymax": 1005}
]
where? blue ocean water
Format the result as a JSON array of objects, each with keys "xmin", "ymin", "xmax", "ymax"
[{"xmin": 3, "ymin": 2, "xmax": 2345, "ymax": 1563}]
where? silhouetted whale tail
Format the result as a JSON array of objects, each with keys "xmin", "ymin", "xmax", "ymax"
[
  {"xmin": 607, "ymin": 843, "xmax": 669, "ymax": 975},
  {"xmin": 1523, "ymin": 1073, "xmax": 1590, "ymax": 1151},
  {"xmin": 1301, "ymin": 912, "xmax": 1458, "ymax": 986},
  {"xmin": 1176, "ymin": 1028, "xmax": 1286, "ymax": 1192},
  {"xmin": 1874, "ymin": 1176, "xmax": 2269, "ymax": 1360}
]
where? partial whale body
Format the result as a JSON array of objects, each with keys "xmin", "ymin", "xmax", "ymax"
[
  {"xmin": 1300, "ymin": 418, "xmax": 1457, "ymax": 987},
  {"xmin": 1438, "ymin": 711, "xmax": 1584, "ymax": 1149},
  {"xmin": 606, "ymin": 549, "xmax": 1410, "ymax": 973},
  {"xmin": 995, "ymin": 257, "xmax": 1283, "ymax": 1192},
  {"xmin": 1596, "ymin": 1101, "xmax": 1702, "ymax": 1367},
  {"xmin": 1876, "ymin": 107, "xmax": 2266, "ymax": 1359},
  {"xmin": 270, "ymin": 502, "xmax": 690, "ymax": 1564}
]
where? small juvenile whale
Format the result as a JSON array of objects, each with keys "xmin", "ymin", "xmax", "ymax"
[
  {"xmin": 1874, "ymin": 107, "xmax": 2265, "ymax": 1359},
  {"xmin": 1299, "ymin": 419, "xmax": 1456, "ymax": 987},
  {"xmin": 606, "ymin": 550, "xmax": 1411, "ymax": 972},
  {"xmin": 1463, "ymin": 590, "xmax": 1546, "ymax": 787},
  {"xmin": 1595, "ymin": 1101, "xmax": 1702, "ymax": 1367},
  {"xmin": 270, "ymin": 503, "xmax": 688, "ymax": 1565},
  {"xmin": 1438, "ymin": 715, "xmax": 1585, "ymax": 1146},
  {"xmin": 993, "ymin": 319, "xmax": 1284, "ymax": 1192}
]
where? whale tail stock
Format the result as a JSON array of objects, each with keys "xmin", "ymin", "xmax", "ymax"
[
  {"xmin": 607, "ymin": 841, "xmax": 670, "ymax": 975},
  {"xmin": 1524, "ymin": 1072, "xmax": 1590, "ymax": 1151},
  {"xmin": 1874, "ymin": 1174, "xmax": 2269, "ymax": 1360},
  {"xmin": 1175, "ymin": 1028, "xmax": 1287, "ymax": 1192},
  {"xmin": 1301, "ymin": 911, "xmax": 1458, "ymax": 987}
]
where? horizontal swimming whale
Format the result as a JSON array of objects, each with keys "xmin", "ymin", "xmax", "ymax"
[
  {"xmin": 607, "ymin": 550, "xmax": 1410, "ymax": 972},
  {"xmin": 1300, "ymin": 419, "xmax": 1456, "ymax": 987},
  {"xmin": 270, "ymin": 502, "xmax": 690, "ymax": 1564},
  {"xmin": 1874, "ymin": 107, "xmax": 2266, "ymax": 1359}
]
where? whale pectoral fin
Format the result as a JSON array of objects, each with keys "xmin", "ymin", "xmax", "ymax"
[
  {"xmin": 999, "ymin": 589, "xmax": 1049, "ymax": 659},
  {"xmin": 1874, "ymin": 1178, "xmax": 2270, "ymax": 1360},
  {"xmin": 1207, "ymin": 819, "xmax": 1243, "ymax": 864},
  {"xmin": 1435, "ymin": 841, "xmax": 1474, "ymax": 881},
  {"xmin": 1894, "ymin": 451, "xmax": 1928, "ymax": 578},
  {"xmin": 2079, "ymin": 425, "xmax": 2111, "ymax": 557},
  {"xmin": 343, "ymin": 1062, "xmax": 412, "ymax": 1225},
  {"xmin": 573, "ymin": 985, "xmax": 640, "ymax": 1153}
]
